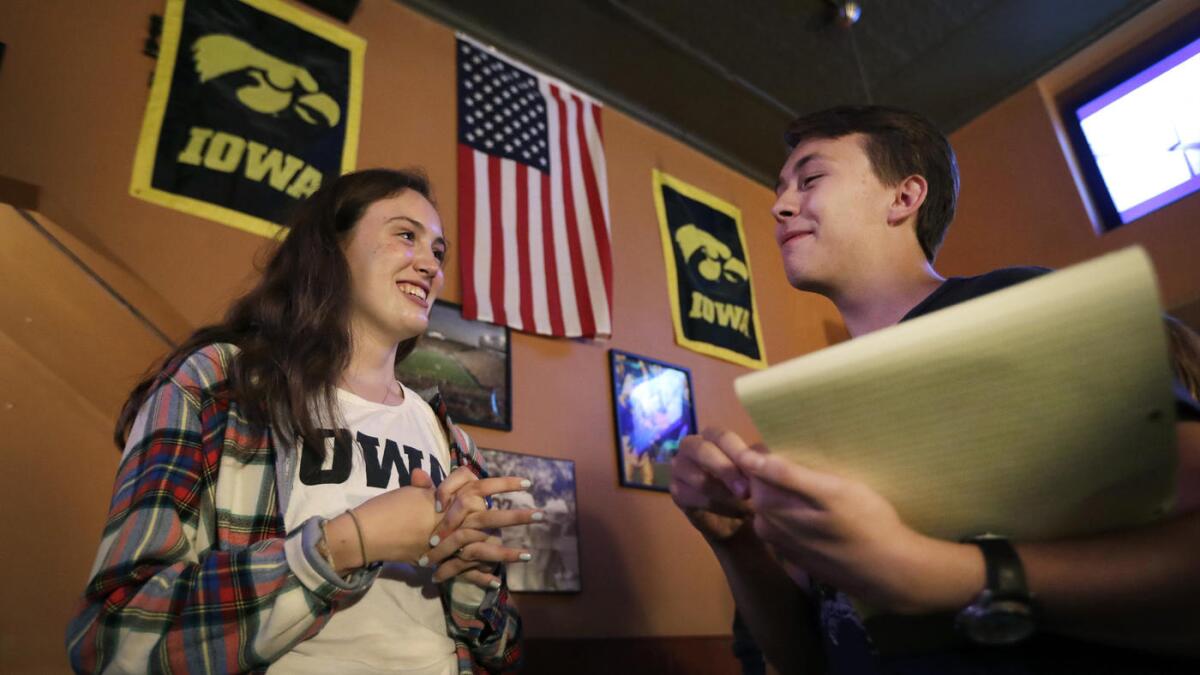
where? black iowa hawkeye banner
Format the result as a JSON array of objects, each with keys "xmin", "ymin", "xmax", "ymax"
[
  {"xmin": 653, "ymin": 170, "xmax": 767, "ymax": 369},
  {"xmin": 131, "ymin": 0, "xmax": 364, "ymax": 238}
]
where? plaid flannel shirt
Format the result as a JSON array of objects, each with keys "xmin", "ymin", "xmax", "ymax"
[{"xmin": 66, "ymin": 343, "xmax": 523, "ymax": 674}]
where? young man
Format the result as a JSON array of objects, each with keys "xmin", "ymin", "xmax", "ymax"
[{"xmin": 669, "ymin": 106, "xmax": 1200, "ymax": 673}]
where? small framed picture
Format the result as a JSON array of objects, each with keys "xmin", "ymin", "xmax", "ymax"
[
  {"xmin": 395, "ymin": 301, "xmax": 512, "ymax": 430},
  {"xmin": 479, "ymin": 448, "xmax": 582, "ymax": 593},
  {"xmin": 608, "ymin": 349, "xmax": 698, "ymax": 492}
]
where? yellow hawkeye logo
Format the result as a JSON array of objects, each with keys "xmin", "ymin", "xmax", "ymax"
[
  {"xmin": 674, "ymin": 224, "xmax": 748, "ymax": 285},
  {"xmin": 192, "ymin": 34, "xmax": 341, "ymax": 127},
  {"xmin": 674, "ymin": 224, "xmax": 752, "ymax": 337}
]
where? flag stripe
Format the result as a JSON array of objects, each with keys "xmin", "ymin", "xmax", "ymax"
[
  {"xmin": 586, "ymin": 104, "xmax": 612, "ymax": 235},
  {"xmin": 573, "ymin": 94, "xmax": 613, "ymax": 334},
  {"xmin": 544, "ymin": 81, "xmax": 581, "ymax": 336},
  {"xmin": 540, "ymin": 169, "xmax": 565, "ymax": 336},
  {"xmin": 525, "ymin": 170, "xmax": 550, "ymax": 335},
  {"xmin": 550, "ymin": 84, "xmax": 596, "ymax": 337},
  {"xmin": 457, "ymin": 144, "xmax": 478, "ymax": 320},
  {"xmin": 487, "ymin": 156, "xmax": 507, "ymax": 327},
  {"xmin": 565, "ymin": 94, "xmax": 606, "ymax": 335},
  {"xmin": 564, "ymin": 92, "xmax": 609, "ymax": 336},
  {"xmin": 515, "ymin": 164, "xmax": 535, "ymax": 332},
  {"xmin": 499, "ymin": 160, "xmax": 522, "ymax": 330},
  {"xmin": 473, "ymin": 149, "xmax": 494, "ymax": 323}
]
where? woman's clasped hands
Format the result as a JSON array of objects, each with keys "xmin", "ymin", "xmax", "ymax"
[
  {"xmin": 326, "ymin": 467, "xmax": 542, "ymax": 590},
  {"xmin": 420, "ymin": 466, "xmax": 543, "ymax": 589}
]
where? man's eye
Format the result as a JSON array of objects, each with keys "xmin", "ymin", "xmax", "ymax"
[{"xmin": 802, "ymin": 175, "xmax": 822, "ymax": 188}]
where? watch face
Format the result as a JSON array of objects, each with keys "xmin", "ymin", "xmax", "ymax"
[{"xmin": 959, "ymin": 599, "xmax": 1036, "ymax": 646}]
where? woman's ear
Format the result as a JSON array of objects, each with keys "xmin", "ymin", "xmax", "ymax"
[{"xmin": 887, "ymin": 174, "xmax": 928, "ymax": 226}]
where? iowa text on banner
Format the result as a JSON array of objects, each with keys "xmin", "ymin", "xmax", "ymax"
[
  {"xmin": 131, "ymin": 0, "xmax": 364, "ymax": 238},
  {"xmin": 456, "ymin": 35, "xmax": 613, "ymax": 339},
  {"xmin": 653, "ymin": 170, "xmax": 767, "ymax": 369}
]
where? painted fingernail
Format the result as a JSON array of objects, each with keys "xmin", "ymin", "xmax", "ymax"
[
  {"xmin": 519, "ymin": 552, "xmax": 532, "ymax": 562},
  {"xmin": 520, "ymin": 479, "xmax": 532, "ymax": 489},
  {"xmin": 531, "ymin": 511, "xmax": 545, "ymax": 522},
  {"xmin": 429, "ymin": 534, "xmax": 441, "ymax": 547},
  {"xmin": 435, "ymin": 499, "xmax": 443, "ymax": 513},
  {"xmin": 488, "ymin": 579, "xmax": 502, "ymax": 589},
  {"xmin": 418, "ymin": 555, "xmax": 429, "ymax": 567}
]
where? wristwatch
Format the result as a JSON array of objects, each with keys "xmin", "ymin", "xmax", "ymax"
[{"xmin": 955, "ymin": 535, "xmax": 1036, "ymax": 645}]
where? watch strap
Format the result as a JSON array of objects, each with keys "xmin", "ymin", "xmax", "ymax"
[{"xmin": 972, "ymin": 536, "xmax": 1029, "ymax": 601}]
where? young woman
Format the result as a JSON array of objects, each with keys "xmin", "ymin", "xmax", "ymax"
[{"xmin": 67, "ymin": 169, "xmax": 535, "ymax": 674}]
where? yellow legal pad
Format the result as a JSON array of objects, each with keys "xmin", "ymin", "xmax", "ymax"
[{"xmin": 735, "ymin": 246, "xmax": 1177, "ymax": 541}]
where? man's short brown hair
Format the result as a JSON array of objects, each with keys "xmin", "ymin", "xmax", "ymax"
[{"xmin": 784, "ymin": 105, "xmax": 959, "ymax": 262}]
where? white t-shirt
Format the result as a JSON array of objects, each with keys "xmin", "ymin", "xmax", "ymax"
[{"xmin": 270, "ymin": 386, "xmax": 456, "ymax": 675}]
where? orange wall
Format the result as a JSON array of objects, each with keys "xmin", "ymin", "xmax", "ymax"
[
  {"xmin": 4, "ymin": 0, "xmax": 1200, "ymax": 670},
  {"xmin": 0, "ymin": 2, "xmax": 835, "ymax": 667},
  {"xmin": 942, "ymin": 84, "xmax": 1200, "ymax": 308},
  {"xmin": 940, "ymin": 1, "xmax": 1200, "ymax": 308}
]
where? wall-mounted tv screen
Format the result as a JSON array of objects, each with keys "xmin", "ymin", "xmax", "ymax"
[{"xmin": 1062, "ymin": 27, "xmax": 1200, "ymax": 231}]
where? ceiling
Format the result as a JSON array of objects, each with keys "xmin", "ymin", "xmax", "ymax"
[{"xmin": 397, "ymin": 0, "xmax": 1157, "ymax": 186}]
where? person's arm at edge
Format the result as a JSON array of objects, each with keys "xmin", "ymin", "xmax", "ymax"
[
  {"xmin": 1015, "ymin": 419, "xmax": 1200, "ymax": 654},
  {"xmin": 707, "ymin": 522, "xmax": 824, "ymax": 674},
  {"xmin": 815, "ymin": 421, "xmax": 1200, "ymax": 655},
  {"xmin": 671, "ymin": 429, "xmax": 822, "ymax": 674}
]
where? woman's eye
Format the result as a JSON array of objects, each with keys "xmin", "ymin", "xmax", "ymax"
[
  {"xmin": 398, "ymin": 230, "xmax": 415, "ymax": 241},
  {"xmin": 433, "ymin": 249, "xmax": 446, "ymax": 262}
]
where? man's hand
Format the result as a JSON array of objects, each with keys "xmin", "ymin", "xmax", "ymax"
[
  {"xmin": 670, "ymin": 427, "xmax": 758, "ymax": 542},
  {"xmin": 672, "ymin": 434, "xmax": 830, "ymax": 674},
  {"xmin": 738, "ymin": 450, "xmax": 982, "ymax": 614}
]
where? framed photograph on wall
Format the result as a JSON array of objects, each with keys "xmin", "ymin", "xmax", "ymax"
[
  {"xmin": 608, "ymin": 349, "xmax": 698, "ymax": 492},
  {"xmin": 478, "ymin": 448, "xmax": 582, "ymax": 593},
  {"xmin": 395, "ymin": 301, "xmax": 511, "ymax": 430}
]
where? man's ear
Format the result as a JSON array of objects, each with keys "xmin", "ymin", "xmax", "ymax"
[{"xmin": 887, "ymin": 175, "xmax": 928, "ymax": 226}]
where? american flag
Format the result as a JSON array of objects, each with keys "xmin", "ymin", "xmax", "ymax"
[{"xmin": 456, "ymin": 36, "xmax": 613, "ymax": 338}]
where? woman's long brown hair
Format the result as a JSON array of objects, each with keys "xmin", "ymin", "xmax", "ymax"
[{"xmin": 115, "ymin": 168, "xmax": 433, "ymax": 454}]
